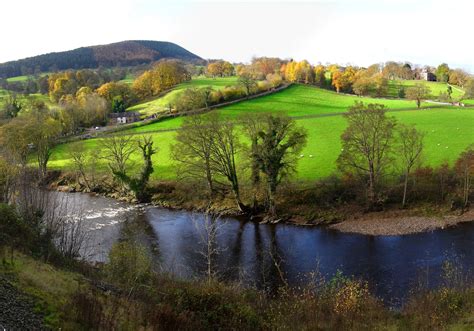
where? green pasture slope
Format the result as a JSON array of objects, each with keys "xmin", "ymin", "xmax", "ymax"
[
  {"xmin": 127, "ymin": 76, "xmax": 239, "ymax": 116},
  {"xmin": 48, "ymin": 84, "xmax": 474, "ymax": 182},
  {"xmin": 387, "ymin": 80, "xmax": 464, "ymax": 99}
]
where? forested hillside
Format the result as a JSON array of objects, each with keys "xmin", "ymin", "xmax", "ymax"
[{"xmin": 0, "ymin": 40, "xmax": 202, "ymax": 78}]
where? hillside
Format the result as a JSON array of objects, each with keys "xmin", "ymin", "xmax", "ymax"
[
  {"xmin": 49, "ymin": 84, "xmax": 474, "ymax": 180},
  {"xmin": 0, "ymin": 40, "xmax": 202, "ymax": 78}
]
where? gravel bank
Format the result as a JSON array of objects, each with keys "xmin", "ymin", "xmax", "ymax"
[
  {"xmin": 0, "ymin": 278, "xmax": 45, "ymax": 330},
  {"xmin": 330, "ymin": 210, "xmax": 474, "ymax": 236}
]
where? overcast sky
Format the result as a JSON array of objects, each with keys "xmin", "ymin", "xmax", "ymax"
[{"xmin": 1, "ymin": 0, "xmax": 473, "ymax": 71}]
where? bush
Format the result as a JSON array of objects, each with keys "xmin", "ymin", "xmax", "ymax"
[{"xmin": 105, "ymin": 241, "xmax": 152, "ymax": 290}]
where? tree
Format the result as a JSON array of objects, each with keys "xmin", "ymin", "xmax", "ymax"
[
  {"xmin": 436, "ymin": 63, "xmax": 450, "ymax": 83},
  {"xmin": 238, "ymin": 73, "xmax": 257, "ymax": 97},
  {"xmin": 113, "ymin": 136, "xmax": 156, "ymax": 202},
  {"xmin": 33, "ymin": 113, "xmax": 62, "ymax": 177},
  {"xmin": 337, "ymin": 102, "xmax": 396, "ymax": 207},
  {"xmin": 96, "ymin": 82, "xmax": 136, "ymax": 109},
  {"xmin": 464, "ymin": 79, "xmax": 474, "ymax": 99},
  {"xmin": 449, "ymin": 69, "xmax": 468, "ymax": 88},
  {"xmin": 245, "ymin": 114, "xmax": 307, "ymax": 217},
  {"xmin": 100, "ymin": 135, "xmax": 137, "ymax": 179},
  {"xmin": 172, "ymin": 115, "xmax": 216, "ymax": 197},
  {"xmin": 455, "ymin": 146, "xmax": 474, "ymax": 211},
  {"xmin": 398, "ymin": 124, "xmax": 424, "ymax": 208},
  {"xmin": 406, "ymin": 83, "xmax": 431, "ymax": 108},
  {"xmin": 132, "ymin": 60, "xmax": 190, "ymax": 98},
  {"xmin": 208, "ymin": 115, "xmax": 244, "ymax": 211},
  {"xmin": 352, "ymin": 73, "xmax": 373, "ymax": 97},
  {"xmin": 2, "ymin": 93, "xmax": 23, "ymax": 118}
]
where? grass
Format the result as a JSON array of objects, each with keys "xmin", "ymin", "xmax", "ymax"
[
  {"xmin": 387, "ymin": 79, "xmax": 464, "ymax": 99},
  {"xmin": 0, "ymin": 252, "xmax": 83, "ymax": 329},
  {"xmin": 48, "ymin": 84, "xmax": 474, "ymax": 182},
  {"xmin": 127, "ymin": 76, "xmax": 239, "ymax": 116}
]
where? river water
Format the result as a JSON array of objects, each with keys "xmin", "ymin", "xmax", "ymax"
[{"xmin": 54, "ymin": 191, "xmax": 474, "ymax": 306}]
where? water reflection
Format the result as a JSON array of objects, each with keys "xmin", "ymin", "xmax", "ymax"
[{"xmin": 53, "ymin": 191, "xmax": 474, "ymax": 305}]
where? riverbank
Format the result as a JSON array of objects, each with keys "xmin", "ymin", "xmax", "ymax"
[
  {"xmin": 329, "ymin": 208, "xmax": 474, "ymax": 236},
  {"xmin": 49, "ymin": 173, "xmax": 473, "ymax": 237}
]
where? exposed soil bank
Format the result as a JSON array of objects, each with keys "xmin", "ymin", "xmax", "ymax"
[{"xmin": 330, "ymin": 209, "xmax": 474, "ymax": 236}]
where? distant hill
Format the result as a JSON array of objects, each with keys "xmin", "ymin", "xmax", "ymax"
[{"xmin": 0, "ymin": 40, "xmax": 202, "ymax": 78}]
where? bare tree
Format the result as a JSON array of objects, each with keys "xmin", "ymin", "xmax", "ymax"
[
  {"xmin": 208, "ymin": 114, "xmax": 244, "ymax": 211},
  {"xmin": 100, "ymin": 135, "xmax": 136, "ymax": 186},
  {"xmin": 398, "ymin": 124, "xmax": 424, "ymax": 208},
  {"xmin": 193, "ymin": 212, "xmax": 225, "ymax": 284},
  {"xmin": 172, "ymin": 114, "xmax": 216, "ymax": 198},
  {"xmin": 337, "ymin": 102, "xmax": 396, "ymax": 208},
  {"xmin": 68, "ymin": 142, "xmax": 92, "ymax": 191}
]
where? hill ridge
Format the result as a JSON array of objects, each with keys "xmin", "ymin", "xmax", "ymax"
[{"xmin": 0, "ymin": 40, "xmax": 202, "ymax": 78}]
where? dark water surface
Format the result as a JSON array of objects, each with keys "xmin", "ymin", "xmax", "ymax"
[{"xmin": 58, "ymin": 191, "xmax": 474, "ymax": 305}]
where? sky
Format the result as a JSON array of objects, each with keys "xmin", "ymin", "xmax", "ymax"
[{"xmin": 1, "ymin": 0, "xmax": 473, "ymax": 71}]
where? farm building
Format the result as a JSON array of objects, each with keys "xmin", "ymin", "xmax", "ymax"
[
  {"xmin": 420, "ymin": 69, "xmax": 436, "ymax": 81},
  {"xmin": 108, "ymin": 112, "xmax": 140, "ymax": 124}
]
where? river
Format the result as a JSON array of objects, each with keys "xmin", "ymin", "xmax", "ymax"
[{"xmin": 53, "ymin": 191, "xmax": 474, "ymax": 306}]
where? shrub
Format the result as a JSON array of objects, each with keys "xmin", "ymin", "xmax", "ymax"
[{"xmin": 105, "ymin": 241, "xmax": 152, "ymax": 290}]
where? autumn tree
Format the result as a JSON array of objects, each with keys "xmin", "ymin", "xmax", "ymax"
[
  {"xmin": 337, "ymin": 102, "xmax": 397, "ymax": 207},
  {"xmin": 313, "ymin": 65, "xmax": 327, "ymax": 87},
  {"xmin": 449, "ymin": 69, "xmax": 468, "ymax": 88},
  {"xmin": 251, "ymin": 57, "xmax": 283, "ymax": 78},
  {"xmin": 96, "ymin": 82, "xmax": 136, "ymax": 110},
  {"xmin": 244, "ymin": 114, "xmax": 307, "ymax": 217},
  {"xmin": 132, "ymin": 60, "xmax": 190, "ymax": 99},
  {"xmin": 266, "ymin": 73, "xmax": 283, "ymax": 88},
  {"xmin": 406, "ymin": 83, "xmax": 431, "ymax": 108},
  {"xmin": 206, "ymin": 61, "xmax": 234, "ymax": 78},
  {"xmin": 398, "ymin": 124, "xmax": 424, "ymax": 208},
  {"xmin": 352, "ymin": 71, "xmax": 373, "ymax": 96},
  {"xmin": 463, "ymin": 79, "xmax": 474, "ymax": 99}
]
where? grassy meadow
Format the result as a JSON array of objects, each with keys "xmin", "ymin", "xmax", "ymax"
[
  {"xmin": 127, "ymin": 76, "xmax": 239, "ymax": 116},
  {"xmin": 48, "ymin": 84, "xmax": 474, "ymax": 182},
  {"xmin": 387, "ymin": 79, "xmax": 464, "ymax": 99}
]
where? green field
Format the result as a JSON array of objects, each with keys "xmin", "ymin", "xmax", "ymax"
[
  {"xmin": 387, "ymin": 80, "xmax": 464, "ymax": 99},
  {"xmin": 128, "ymin": 84, "xmax": 427, "ymax": 133},
  {"xmin": 127, "ymin": 76, "xmax": 239, "ymax": 116},
  {"xmin": 48, "ymin": 84, "xmax": 474, "ymax": 182}
]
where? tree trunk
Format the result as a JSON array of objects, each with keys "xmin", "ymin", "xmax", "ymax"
[{"xmin": 402, "ymin": 170, "xmax": 409, "ymax": 208}]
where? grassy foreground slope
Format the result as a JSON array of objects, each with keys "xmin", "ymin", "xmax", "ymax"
[
  {"xmin": 48, "ymin": 85, "xmax": 474, "ymax": 181},
  {"xmin": 127, "ymin": 76, "xmax": 239, "ymax": 116}
]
